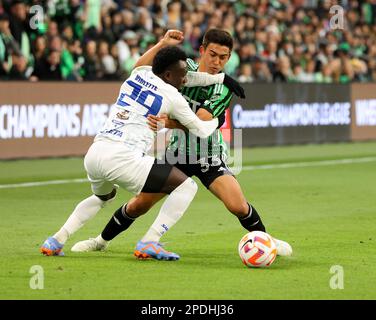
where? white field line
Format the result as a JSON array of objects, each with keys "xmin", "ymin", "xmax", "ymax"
[
  {"xmin": 0, "ymin": 178, "xmax": 87, "ymax": 189},
  {"xmin": 1, "ymin": 156, "xmax": 375, "ymax": 189},
  {"xmin": 242, "ymin": 156, "xmax": 376, "ymax": 171}
]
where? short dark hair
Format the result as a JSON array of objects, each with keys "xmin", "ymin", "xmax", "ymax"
[
  {"xmin": 11, "ymin": 0, "xmax": 25, "ymax": 7},
  {"xmin": 0, "ymin": 13, "xmax": 9, "ymax": 21},
  {"xmin": 202, "ymin": 29, "xmax": 233, "ymax": 51},
  {"xmin": 152, "ymin": 46, "xmax": 187, "ymax": 75}
]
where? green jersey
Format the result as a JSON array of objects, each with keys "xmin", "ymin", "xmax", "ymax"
[{"xmin": 167, "ymin": 59, "xmax": 233, "ymax": 160}]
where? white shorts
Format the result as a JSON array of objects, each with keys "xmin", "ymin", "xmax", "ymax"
[{"xmin": 84, "ymin": 140, "xmax": 155, "ymax": 195}]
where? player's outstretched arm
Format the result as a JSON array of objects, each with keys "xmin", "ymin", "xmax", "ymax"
[
  {"xmin": 185, "ymin": 72, "xmax": 245, "ymax": 99},
  {"xmin": 147, "ymin": 114, "xmax": 186, "ymax": 132},
  {"xmin": 134, "ymin": 30, "xmax": 184, "ymax": 68},
  {"xmin": 147, "ymin": 108, "xmax": 219, "ymax": 132},
  {"xmin": 147, "ymin": 112, "xmax": 216, "ymax": 138},
  {"xmin": 180, "ymin": 114, "xmax": 218, "ymax": 138},
  {"xmin": 185, "ymin": 71, "xmax": 225, "ymax": 87},
  {"xmin": 170, "ymin": 100, "xmax": 218, "ymax": 139}
]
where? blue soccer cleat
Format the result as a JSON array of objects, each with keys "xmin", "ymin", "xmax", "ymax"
[
  {"xmin": 40, "ymin": 237, "xmax": 65, "ymax": 256},
  {"xmin": 134, "ymin": 241, "xmax": 180, "ymax": 261}
]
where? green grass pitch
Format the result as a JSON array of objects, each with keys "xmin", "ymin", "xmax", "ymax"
[{"xmin": 1, "ymin": 142, "xmax": 375, "ymax": 300}]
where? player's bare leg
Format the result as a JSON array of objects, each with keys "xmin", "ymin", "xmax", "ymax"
[
  {"xmin": 208, "ymin": 175, "xmax": 248, "ymax": 215},
  {"xmin": 209, "ymin": 175, "xmax": 292, "ymax": 256},
  {"xmin": 127, "ymin": 193, "xmax": 166, "ymax": 216}
]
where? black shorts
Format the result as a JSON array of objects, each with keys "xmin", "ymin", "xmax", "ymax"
[{"xmin": 168, "ymin": 154, "xmax": 234, "ymax": 189}]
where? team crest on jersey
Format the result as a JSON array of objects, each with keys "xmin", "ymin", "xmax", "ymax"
[
  {"xmin": 116, "ymin": 110, "xmax": 130, "ymax": 120},
  {"xmin": 209, "ymin": 93, "xmax": 221, "ymax": 102}
]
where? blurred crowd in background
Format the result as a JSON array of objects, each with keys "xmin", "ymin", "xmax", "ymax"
[{"xmin": 0, "ymin": 0, "xmax": 375, "ymax": 83}]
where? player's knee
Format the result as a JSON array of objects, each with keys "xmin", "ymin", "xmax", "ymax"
[
  {"xmin": 226, "ymin": 201, "xmax": 249, "ymax": 218},
  {"xmin": 171, "ymin": 177, "xmax": 198, "ymax": 199},
  {"xmin": 181, "ymin": 178, "xmax": 198, "ymax": 196},
  {"xmin": 96, "ymin": 188, "xmax": 117, "ymax": 207},
  {"xmin": 127, "ymin": 200, "xmax": 151, "ymax": 216},
  {"xmin": 189, "ymin": 178, "xmax": 198, "ymax": 193}
]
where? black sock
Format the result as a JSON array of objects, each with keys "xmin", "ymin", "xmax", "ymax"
[
  {"xmin": 101, "ymin": 204, "xmax": 135, "ymax": 241},
  {"xmin": 238, "ymin": 203, "xmax": 266, "ymax": 232}
]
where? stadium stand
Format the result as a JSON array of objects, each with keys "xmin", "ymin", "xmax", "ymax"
[{"xmin": 0, "ymin": 0, "xmax": 375, "ymax": 82}]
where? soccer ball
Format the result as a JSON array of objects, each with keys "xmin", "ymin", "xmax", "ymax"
[{"xmin": 238, "ymin": 231, "xmax": 277, "ymax": 268}]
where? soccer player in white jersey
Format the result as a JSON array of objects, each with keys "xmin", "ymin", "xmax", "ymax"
[{"xmin": 40, "ymin": 44, "xmax": 233, "ymax": 259}]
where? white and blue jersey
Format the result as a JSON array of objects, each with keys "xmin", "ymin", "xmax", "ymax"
[
  {"xmin": 85, "ymin": 66, "xmax": 220, "ymax": 195},
  {"xmin": 96, "ymin": 66, "xmax": 220, "ymax": 154}
]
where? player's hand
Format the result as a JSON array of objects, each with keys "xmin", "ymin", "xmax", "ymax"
[
  {"xmin": 147, "ymin": 114, "xmax": 177, "ymax": 131},
  {"xmin": 147, "ymin": 114, "xmax": 168, "ymax": 131},
  {"xmin": 223, "ymin": 74, "xmax": 246, "ymax": 99},
  {"xmin": 161, "ymin": 30, "xmax": 184, "ymax": 46},
  {"xmin": 147, "ymin": 114, "xmax": 162, "ymax": 131}
]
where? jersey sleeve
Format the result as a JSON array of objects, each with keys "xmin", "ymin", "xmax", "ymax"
[
  {"xmin": 198, "ymin": 84, "xmax": 233, "ymax": 118},
  {"xmin": 169, "ymin": 96, "xmax": 219, "ymax": 139},
  {"xmin": 186, "ymin": 58, "xmax": 199, "ymax": 71},
  {"xmin": 184, "ymin": 58, "xmax": 225, "ymax": 88},
  {"xmin": 185, "ymin": 71, "xmax": 225, "ymax": 87},
  {"xmin": 130, "ymin": 65, "xmax": 152, "ymax": 76}
]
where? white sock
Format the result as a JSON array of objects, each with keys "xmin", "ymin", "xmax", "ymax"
[
  {"xmin": 95, "ymin": 234, "xmax": 108, "ymax": 246},
  {"xmin": 141, "ymin": 178, "xmax": 198, "ymax": 243},
  {"xmin": 53, "ymin": 195, "xmax": 105, "ymax": 244}
]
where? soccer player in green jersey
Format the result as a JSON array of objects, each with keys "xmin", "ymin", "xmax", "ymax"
[{"xmin": 72, "ymin": 29, "xmax": 292, "ymax": 259}]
